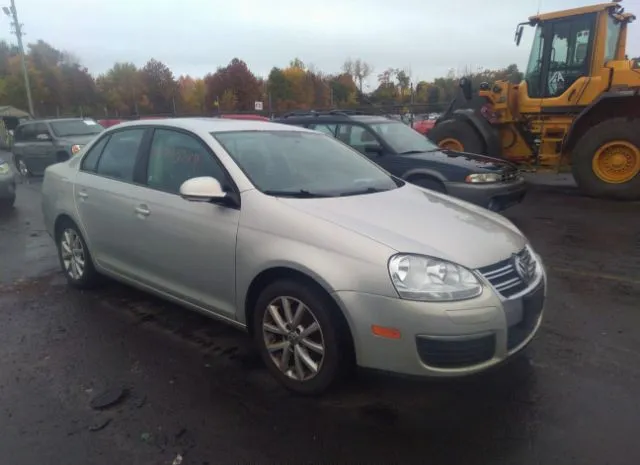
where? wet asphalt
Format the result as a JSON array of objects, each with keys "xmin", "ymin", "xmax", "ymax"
[{"xmin": 1, "ymin": 167, "xmax": 639, "ymax": 465}]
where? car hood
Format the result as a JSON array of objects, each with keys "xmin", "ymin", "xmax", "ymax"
[
  {"xmin": 58, "ymin": 134, "xmax": 100, "ymax": 145},
  {"xmin": 407, "ymin": 149, "xmax": 517, "ymax": 173},
  {"xmin": 278, "ymin": 184, "xmax": 526, "ymax": 269}
]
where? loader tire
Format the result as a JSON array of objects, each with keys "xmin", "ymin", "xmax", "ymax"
[
  {"xmin": 571, "ymin": 118, "xmax": 640, "ymax": 200},
  {"xmin": 429, "ymin": 119, "xmax": 486, "ymax": 154}
]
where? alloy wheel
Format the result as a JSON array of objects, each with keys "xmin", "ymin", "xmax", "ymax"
[
  {"xmin": 60, "ymin": 228, "xmax": 86, "ymax": 280},
  {"xmin": 262, "ymin": 296, "xmax": 326, "ymax": 382},
  {"xmin": 17, "ymin": 159, "xmax": 29, "ymax": 177}
]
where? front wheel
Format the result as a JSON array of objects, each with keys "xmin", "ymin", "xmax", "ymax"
[
  {"xmin": 428, "ymin": 119, "xmax": 486, "ymax": 154},
  {"xmin": 253, "ymin": 279, "xmax": 351, "ymax": 395},
  {"xmin": 571, "ymin": 118, "xmax": 640, "ymax": 200},
  {"xmin": 410, "ymin": 175, "xmax": 446, "ymax": 193}
]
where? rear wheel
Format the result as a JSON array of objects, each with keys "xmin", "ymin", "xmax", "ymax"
[
  {"xmin": 55, "ymin": 220, "xmax": 100, "ymax": 289},
  {"xmin": 0, "ymin": 195, "xmax": 15, "ymax": 209},
  {"xmin": 253, "ymin": 279, "xmax": 351, "ymax": 395},
  {"xmin": 571, "ymin": 118, "xmax": 640, "ymax": 200},
  {"xmin": 428, "ymin": 119, "xmax": 486, "ymax": 154},
  {"xmin": 14, "ymin": 156, "xmax": 30, "ymax": 177}
]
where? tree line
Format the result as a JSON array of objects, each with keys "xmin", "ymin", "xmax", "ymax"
[{"xmin": 0, "ymin": 39, "xmax": 524, "ymax": 118}]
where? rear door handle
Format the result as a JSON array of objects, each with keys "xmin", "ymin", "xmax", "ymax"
[{"xmin": 135, "ymin": 205, "xmax": 150, "ymax": 217}]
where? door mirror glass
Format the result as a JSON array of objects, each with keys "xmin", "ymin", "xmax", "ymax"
[
  {"xmin": 364, "ymin": 145, "xmax": 383, "ymax": 156},
  {"xmin": 36, "ymin": 133, "xmax": 51, "ymax": 141},
  {"xmin": 179, "ymin": 176, "xmax": 227, "ymax": 202},
  {"xmin": 515, "ymin": 24, "xmax": 524, "ymax": 46}
]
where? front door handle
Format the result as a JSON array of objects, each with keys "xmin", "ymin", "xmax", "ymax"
[
  {"xmin": 78, "ymin": 190, "xmax": 88, "ymax": 199},
  {"xmin": 135, "ymin": 205, "xmax": 150, "ymax": 217}
]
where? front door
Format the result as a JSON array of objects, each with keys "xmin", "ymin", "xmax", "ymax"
[
  {"xmin": 30, "ymin": 123, "xmax": 56, "ymax": 174},
  {"xmin": 130, "ymin": 128, "xmax": 240, "ymax": 319}
]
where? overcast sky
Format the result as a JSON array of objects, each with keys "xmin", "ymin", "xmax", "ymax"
[{"xmin": 2, "ymin": 0, "xmax": 639, "ymax": 85}]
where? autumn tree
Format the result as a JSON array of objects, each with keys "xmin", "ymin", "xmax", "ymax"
[
  {"xmin": 204, "ymin": 58, "xmax": 261, "ymax": 112},
  {"xmin": 342, "ymin": 57, "xmax": 373, "ymax": 93},
  {"xmin": 140, "ymin": 58, "xmax": 177, "ymax": 114},
  {"xmin": 96, "ymin": 62, "xmax": 149, "ymax": 115},
  {"xmin": 178, "ymin": 75, "xmax": 206, "ymax": 114}
]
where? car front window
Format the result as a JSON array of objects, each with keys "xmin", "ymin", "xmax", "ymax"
[
  {"xmin": 369, "ymin": 122, "xmax": 439, "ymax": 154},
  {"xmin": 50, "ymin": 120, "xmax": 105, "ymax": 137},
  {"xmin": 213, "ymin": 130, "xmax": 401, "ymax": 197}
]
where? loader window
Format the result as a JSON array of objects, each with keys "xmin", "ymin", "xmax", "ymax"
[
  {"xmin": 544, "ymin": 14, "xmax": 596, "ymax": 98},
  {"xmin": 604, "ymin": 14, "xmax": 621, "ymax": 63},
  {"xmin": 525, "ymin": 25, "xmax": 545, "ymax": 98}
]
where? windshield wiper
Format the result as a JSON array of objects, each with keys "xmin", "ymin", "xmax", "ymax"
[
  {"xmin": 339, "ymin": 187, "xmax": 389, "ymax": 197},
  {"xmin": 263, "ymin": 189, "xmax": 331, "ymax": 198},
  {"xmin": 398, "ymin": 150, "xmax": 425, "ymax": 155}
]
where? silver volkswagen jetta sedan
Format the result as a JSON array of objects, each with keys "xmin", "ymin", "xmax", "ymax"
[{"xmin": 42, "ymin": 118, "xmax": 546, "ymax": 395}]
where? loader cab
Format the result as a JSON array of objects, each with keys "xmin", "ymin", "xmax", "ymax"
[
  {"xmin": 523, "ymin": 13, "xmax": 597, "ymax": 99},
  {"xmin": 519, "ymin": 3, "xmax": 628, "ymax": 101}
]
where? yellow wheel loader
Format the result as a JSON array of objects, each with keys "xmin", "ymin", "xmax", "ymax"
[{"xmin": 429, "ymin": 1, "xmax": 640, "ymax": 200}]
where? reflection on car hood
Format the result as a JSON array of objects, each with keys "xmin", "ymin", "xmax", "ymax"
[
  {"xmin": 407, "ymin": 149, "xmax": 518, "ymax": 173},
  {"xmin": 279, "ymin": 184, "xmax": 526, "ymax": 269},
  {"xmin": 58, "ymin": 134, "xmax": 100, "ymax": 145}
]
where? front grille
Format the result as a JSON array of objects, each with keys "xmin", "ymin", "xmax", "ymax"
[
  {"xmin": 500, "ymin": 170, "xmax": 520, "ymax": 182},
  {"xmin": 416, "ymin": 334, "xmax": 496, "ymax": 368},
  {"xmin": 477, "ymin": 247, "xmax": 537, "ymax": 298}
]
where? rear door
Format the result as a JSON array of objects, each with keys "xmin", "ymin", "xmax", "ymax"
[{"xmin": 74, "ymin": 127, "xmax": 150, "ymax": 277}]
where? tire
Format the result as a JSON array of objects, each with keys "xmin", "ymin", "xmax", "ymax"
[
  {"xmin": 428, "ymin": 119, "xmax": 486, "ymax": 154},
  {"xmin": 55, "ymin": 219, "xmax": 100, "ymax": 289},
  {"xmin": 14, "ymin": 155, "xmax": 30, "ymax": 178},
  {"xmin": 410, "ymin": 175, "xmax": 446, "ymax": 193},
  {"xmin": 571, "ymin": 118, "xmax": 640, "ymax": 200},
  {"xmin": 0, "ymin": 195, "xmax": 15, "ymax": 210},
  {"xmin": 252, "ymin": 279, "xmax": 351, "ymax": 395}
]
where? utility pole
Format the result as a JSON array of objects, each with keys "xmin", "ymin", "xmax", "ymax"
[{"xmin": 3, "ymin": 0, "xmax": 34, "ymax": 116}]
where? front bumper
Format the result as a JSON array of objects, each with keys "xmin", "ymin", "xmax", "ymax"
[
  {"xmin": 445, "ymin": 177, "xmax": 527, "ymax": 212},
  {"xmin": 0, "ymin": 172, "xmax": 16, "ymax": 199},
  {"xmin": 333, "ymin": 269, "xmax": 546, "ymax": 378}
]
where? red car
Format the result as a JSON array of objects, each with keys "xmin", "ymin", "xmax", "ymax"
[{"xmin": 412, "ymin": 118, "xmax": 435, "ymax": 135}]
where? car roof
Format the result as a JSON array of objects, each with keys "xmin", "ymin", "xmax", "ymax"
[
  {"xmin": 19, "ymin": 117, "xmax": 90, "ymax": 125},
  {"xmin": 276, "ymin": 114, "xmax": 393, "ymax": 124},
  {"xmin": 106, "ymin": 117, "xmax": 311, "ymax": 134}
]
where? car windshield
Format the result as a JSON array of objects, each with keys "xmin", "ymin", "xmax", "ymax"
[
  {"xmin": 49, "ymin": 120, "xmax": 105, "ymax": 137},
  {"xmin": 369, "ymin": 121, "xmax": 439, "ymax": 154},
  {"xmin": 213, "ymin": 130, "xmax": 402, "ymax": 197}
]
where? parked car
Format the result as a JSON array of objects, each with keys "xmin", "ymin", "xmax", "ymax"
[
  {"xmin": 412, "ymin": 115, "xmax": 436, "ymax": 135},
  {"xmin": 0, "ymin": 153, "xmax": 16, "ymax": 208},
  {"xmin": 12, "ymin": 118, "xmax": 105, "ymax": 176},
  {"xmin": 274, "ymin": 111, "xmax": 527, "ymax": 212},
  {"xmin": 42, "ymin": 118, "xmax": 546, "ymax": 395}
]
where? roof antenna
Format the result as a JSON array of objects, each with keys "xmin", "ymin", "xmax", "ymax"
[{"xmin": 537, "ymin": 0, "xmax": 542, "ymax": 15}]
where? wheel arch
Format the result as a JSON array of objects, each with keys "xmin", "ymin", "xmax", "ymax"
[
  {"xmin": 243, "ymin": 266, "xmax": 355, "ymax": 351},
  {"xmin": 54, "ymin": 213, "xmax": 77, "ymax": 241},
  {"xmin": 564, "ymin": 91, "xmax": 640, "ymax": 154},
  {"xmin": 445, "ymin": 109, "xmax": 502, "ymax": 156},
  {"xmin": 403, "ymin": 168, "xmax": 448, "ymax": 183}
]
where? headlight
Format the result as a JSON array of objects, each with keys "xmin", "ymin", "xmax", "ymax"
[
  {"xmin": 71, "ymin": 145, "xmax": 84, "ymax": 155},
  {"xmin": 465, "ymin": 173, "xmax": 501, "ymax": 183},
  {"xmin": 0, "ymin": 162, "xmax": 9, "ymax": 174},
  {"xmin": 388, "ymin": 254, "xmax": 483, "ymax": 301}
]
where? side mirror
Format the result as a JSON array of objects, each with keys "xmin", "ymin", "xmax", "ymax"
[
  {"xmin": 364, "ymin": 145, "xmax": 383, "ymax": 156},
  {"xmin": 459, "ymin": 77, "xmax": 473, "ymax": 101},
  {"xmin": 179, "ymin": 176, "xmax": 227, "ymax": 203},
  {"xmin": 36, "ymin": 133, "xmax": 51, "ymax": 141},
  {"xmin": 515, "ymin": 25, "xmax": 524, "ymax": 46}
]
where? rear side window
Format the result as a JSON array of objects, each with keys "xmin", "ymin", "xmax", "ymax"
[
  {"xmin": 15, "ymin": 124, "xmax": 33, "ymax": 142},
  {"xmin": 308, "ymin": 123, "xmax": 337, "ymax": 137},
  {"xmin": 95, "ymin": 129, "xmax": 145, "ymax": 182},
  {"xmin": 81, "ymin": 136, "xmax": 110, "ymax": 172}
]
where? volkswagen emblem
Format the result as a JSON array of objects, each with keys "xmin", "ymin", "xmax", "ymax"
[{"xmin": 513, "ymin": 254, "xmax": 531, "ymax": 283}]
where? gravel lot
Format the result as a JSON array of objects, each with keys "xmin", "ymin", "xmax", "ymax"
[{"xmin": 1, "ymin": 170, "xmax": 639, "ymax": 465}]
